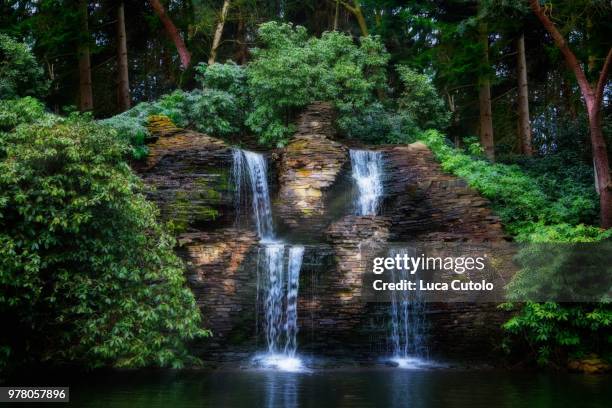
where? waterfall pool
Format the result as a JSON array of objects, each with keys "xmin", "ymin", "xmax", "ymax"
[{"xmin": 12, "ymin": 368, "xmax": 611, "ymax": 407}]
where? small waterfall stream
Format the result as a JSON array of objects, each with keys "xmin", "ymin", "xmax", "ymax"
[
  {"xmin": 233, "ymin": 149, "xmax": 305, "ymax": 371},
  {"xmin": 350, "ymin": 149, "xmax": 384, "ymax": 216},
  {"xmin": 350, "ymin": 149, "xmax": 431, "ymax": 368},
  {"xmin": 388, "ymin": 248, "xmax": 429, "ymax": 368}
]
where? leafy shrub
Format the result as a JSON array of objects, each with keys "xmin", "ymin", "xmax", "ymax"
[
  {"xmin": 247, "ymin": 22, "xmax": 389, "ymax": 146},
  {"xmin": 395, "ymin": 65, "xmax": 450, "ymax": 132},
  {"xmin": 509, "ymin": 151, "xmax": 599, "ymax": 226},
  {"xmin": 501, "ymin": 302, "xmax": 612, "ymax": 367},
  {"xmin": 0, "ymin": 97, "xmax": 50, "ymax": 131},
  {"xmin": 419, "ymin": 129, "xmax": 607, "ymax": 241},
  {"xmin": 0, "ymin": 34, "xmax": 49, "ymax": 100},
  {"xmin": 100, "ymin": 113, "xmax": 150, "ymax": 160},
  {"xmin": 337, "ymin": 102, "xmax": 416, "ymax": 143},
  {"xmin": 337, "ymin": 66, "xmax": 450, "ymax": 144},
  {"xmin": 196, "ymin": 61, "xmax": 247, "ymax": 100},
  {"xmin": 0, "ymin": 117, "xmax": 208, "ymax": 369},
  {"xmin": 103, "ymin": 78, "xmax": 244, "ymax": 159}
]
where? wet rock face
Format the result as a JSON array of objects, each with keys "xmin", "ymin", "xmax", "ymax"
[
  {"xmin": 380, "ymin": 142, "xmax": 507, "ymax": 242},
  {"xmin": 138, "ymin": 129, "xmax": 235, "ymax": 234},
  {"xmin": 276, "ymin": 102, "xmax": 349, "ymax": 235},
  {"xmin": 177, "ymin": 230, "xmax": 259, "ymax": 353},
  {"xmin": 135, "ymin": 125, "xmax": 261, "ymax": 354},
  {"xmin": 136, "ymin": 107, "xmax": 516, "ymax": 363}
]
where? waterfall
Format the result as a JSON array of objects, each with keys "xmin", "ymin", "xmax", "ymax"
[
  {"xmin": 232, "ymin": 149, "xmax": 274, "ymax": 240},
  {"xmin": 262, "ymin": 245, "xmax": 304, "ymax": 356},
  {"xmin": 284, "ymin": 246, "xmax": 304, "ymax": 357},
  {"xmin": 350, "ymin": 149, "xmax": 384, "ymax": 216},
  {"xmin": 388, "ymin": 248, "xmax": 429, "ymax": 368},
  {"xmin": 232, "ymin": 148, "xmax": 305, "ymax": 371}
]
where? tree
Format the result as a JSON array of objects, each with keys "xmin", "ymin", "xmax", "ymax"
[
  {"xmin": 116, "ymin": 1, "xmax": 130, "ymax": 112},
  {"xmin": 148, "ymin": 0, "xmax": 191, "ymax": 69},
  {"xmin": 529, "ymin": 0, "xmax": 611, "ymax": 228},
  {"xmin": 0, "ymin": 34, "xmax": 48, "ymax": 99},
  {"xmin": 208, "ymin": 0, "xmax": 231, "ymax": 65},
  {"xmin": 516, "ymin": 33, "xmax": 532, "ymax": 156},
  {"xmin": 77, "ymin": 0, "xmax": 93, "ymax": 111},
  {"xmin": 478, "ymin": 17, "xmax": 494, "ymax": 160}
]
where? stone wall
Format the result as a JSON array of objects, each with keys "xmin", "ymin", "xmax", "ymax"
[
  {"xmin": 276, "ymin": 102, "xmax": 349, "ymax": 237},
  {"xmin": 137, "ymin": 109, "xmax": 516, "ymax": 364}
]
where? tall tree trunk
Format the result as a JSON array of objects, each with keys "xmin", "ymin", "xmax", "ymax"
[
  {"xmin": 77, "ymin": 0, "xmax": 93, "ymax": 112},
  {"xmin": 529, "ymin": 0, "xmax": 611, "ymax": 228},
  {"xmin": 208, "ymin": 0, "xmax": 231, "ymax": 65},
  {"xmin": 516, "ymin": 34, "xmax": 532, "ymax": 156},
  {"xmin": 234, "ymin": 11, "xmax": 248, "ymax": 64},
  {"xmin": 478, "ymin": 21, "xmax": 494, "ymax": 160},
  {"xmin": 333, "ymin": 0, "xmax": 339, "ymax": 31},
  {"xmin": 116, "ymin": 2, "xmax": 130, "ymax": 112},
  {"xmin": 148, "ymin": 0, "xmax": 191, "ymax": 69}
]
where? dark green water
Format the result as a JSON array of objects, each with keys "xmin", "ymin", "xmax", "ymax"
[{"xmin": 8, "ymin": 368, "xmax": 612, "ymax": 408}]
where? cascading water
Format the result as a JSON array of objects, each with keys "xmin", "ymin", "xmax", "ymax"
[
  {"xmin": 232, "ymin": 149, "xmax": 274, "ymax": 240},
  {"xmin": 232, "ymin": 149, "xmax": 306, "ymax": 371},
  {"xmin": 349, "ymin": 150, "xmax": 431, "ymax": 368},
  {"xmin": 387, "ymin": 248, "xmax": 430, "ymax": 369},
  {"xmin": 283, "ymin": 246, "xmax": 304, "ymax": 357},
  {"xmin": 350, "ymin": 149, "xmax": 384, "ymax": 216}
]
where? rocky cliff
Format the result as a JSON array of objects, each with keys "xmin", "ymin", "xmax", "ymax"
[{"xmin": 137, "ymin": 107, "xmax": 515, "ymax": 364}]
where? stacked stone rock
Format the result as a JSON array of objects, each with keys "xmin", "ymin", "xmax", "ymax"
[
  {"xmin": 177, "ymin": 230, "xmax": 259, "ymax": 355},
  {"xmin": 136, "ymin": 104, "xmax": 517, "ymax": 363},
  {"xmin": 138, "ymin": 123, "xmax": 259, "ymax": 359},
  {"xmin": 381, "ymin": 142, "xmax": 507, "ymax": 242},
  {"xmin": 277, "ymin": 102, "xmax": 349, "ymax": 234}
]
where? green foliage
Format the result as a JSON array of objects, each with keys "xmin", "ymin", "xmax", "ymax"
[
  {"xmin": 336, "ymin": 102, "xmax": 415, "ymax": 144},
  {"xmin": 336, "ymin": 65, "xmax": 450, "ymax": 144},
  {"xmin": 99, "ymin": 113, "xmax": 150, "ymax": 160},
  {"xmin": 0, "ymin": 117, "xmax": 208, "ymax": 370},
  {"xmin": 419, "ymin": 129, "xmax": 611, "ymax": 367},
  {"xmin": 501, "ymin": 302, "xmax": 612, "ymax": 366},
  {"xmin": 419, "ymin": 129, "xmax": 606, "ymax": 241},
  {"xmin": 395, "ymin": 65, "xmax": 450, "ymax": 133},
  {"xmin": 103, "ymin": 64, "xmax": 247, "ymax": 159},
  {"xmin": 246, "ymin": 22, "xmax": 389, "ymax": 146},
  {"xmin": 0, "ymin": 97, "xmax": 50, "ymax": 131},
  {"xmin": 0, "ymin": 34, "xmax": 49, "ymax": 100},
  {"xmin": 510, "ymin": 152, "xmax": 599, "ymax": 226},
  {"xmin": 196, "ymin": 61, "xmax": 247, "ymax": 100}
]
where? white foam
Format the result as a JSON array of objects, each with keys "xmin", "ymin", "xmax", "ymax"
[{"xmin": 252, "ymin": 353, "xmax": 307, "ymax": 373}]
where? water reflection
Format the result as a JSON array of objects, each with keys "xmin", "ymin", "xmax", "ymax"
[
  {"xmin": 264, "ymin": 371, "xmax": 299, "ymax": 408},
  {"xmin": 28, "ymin": 368, "xmax": 612, "ymax": 408}
]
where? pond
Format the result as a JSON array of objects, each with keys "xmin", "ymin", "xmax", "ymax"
[{"xmin": 10, "ymin": 368, "xmax": 612, "ymax": 407}]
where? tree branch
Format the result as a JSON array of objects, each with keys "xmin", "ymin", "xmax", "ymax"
[
  {"xmin": 148, "ymin": 0, "xmax": 191, "ymax": 69},
  {"xmin": 528, "ymin": 0, "xmax": 591, "ymax": 101}
]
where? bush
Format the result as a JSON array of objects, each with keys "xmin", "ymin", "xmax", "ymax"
[
  {"xmin": 501, "ymin": 302, "xmax": 612, "ymax": 366},
  {"xmin": 0, "ymin": 97, "xmax": 50, "ymax": 131},
  {"xmin": 0, "ymin": 117, "xmax": 208, "ymax": 369},
  {"xmin": 419, "ymin": 129, "xmax": 607, "ymax": 241},
  {"xmin": 247, "ymin": 22, "xmax": 389, "ymax": 146},
  {"xmin": 0, "ymin": 34, "xmax": 49, "ymax": 99},
  {"xmin": 102, "ymin": 71, "xmax": 245, "ymax": 159},
  {"xmin": 336, "ymin": 66, "xmax": 450, "ymax": 144},
  {"xmin": 395, "ymin": 65, "xmax": 450, "ymax": 132}
]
